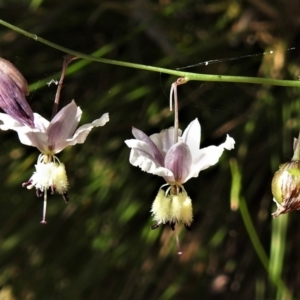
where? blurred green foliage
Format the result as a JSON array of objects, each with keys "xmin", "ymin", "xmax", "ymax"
[{"xmin": 0, "ymin": 0, "xmax": 300, "ymax": 299}]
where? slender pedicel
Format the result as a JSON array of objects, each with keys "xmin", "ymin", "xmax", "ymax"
[
  {"xmin": 51, "ymin": 55, "xmax": 77, "ymax": 119},
  {"xmin": 169, "ymin": 77, "xmax": 188, "ymax": 144}
]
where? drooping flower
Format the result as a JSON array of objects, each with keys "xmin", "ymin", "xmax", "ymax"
[
  {"xmin": 0, "ymin": 100, "xmax": 109, "ymax": 223},
  {"xmin": 125, "ymin": 118, "xmax": 235, "ymax": 229},
  {"xmin": 0, "ymin": 57, "xmax": 34, "ymax": 127},
  {"xmin": 0, "ymin": 100, "xmax": 109, "ymax": 154}
]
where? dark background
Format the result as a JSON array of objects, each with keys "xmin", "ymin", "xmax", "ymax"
[{"xmin": 0, "ymin": 0, "xmax": 300, "ymax": 299}]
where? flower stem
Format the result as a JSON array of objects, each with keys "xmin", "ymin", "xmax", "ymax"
[
  {"xmin": 1, "ymin": 19, "xmax": 300, "ymax": 87},
  {"xmin": 171, "ymin": 81, "xmax": 179, "ymax": 144},
  {"xmin": 170, "ymin": 78, "xmax": 188, "ymax": 143},
  {"xmin": 292, "ymin": 131, "xmax": 300, "ymax": 161},
  {"xmin": 51, "ymin": 56, "xmax": 77, "ymax": 119}
]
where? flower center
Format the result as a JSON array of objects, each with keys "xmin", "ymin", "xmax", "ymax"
[{"xmin": 22, "ymin": 153, "xmax": 69, "ymax": 224}]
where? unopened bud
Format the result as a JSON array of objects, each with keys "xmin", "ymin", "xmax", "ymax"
[
  {"xmin": 271, "ymin": 161, "xmax": 300, "ymax": 217},
  {"xmin": 0, "ymin": 58, "xmax": 34, "ymax": 127}
]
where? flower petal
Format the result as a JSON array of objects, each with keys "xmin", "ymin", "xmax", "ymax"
[
  {"xmin": 33, "ymin": 113, "xmax": 50, "ymax": 132},
  {"xmin": 53, "ymin": 113, "xmax": 109, "ymax": 153},
  {"xmin": 132, "ymin": 127, "xmax": 164, "ymax": 166},
  {"xmin": 0, "ymin": 113, "xmax": 48, "ymax": 152},
  {"xmin": 16, "ymin": 113, "xmax": 50, "ymax": 152},
  {"xmin": 47, "ymin": 101, "xmax": 80, "ymax": 152},
  {"xmin": 0, "ymin": 112, "xmax": 23, "ymax": 130},
  {"xmin": 0, "ymin": 58, "xmax": 34, "ymax": 127},
  {"xmin": 125, "ymin": 139, "xmax": 155, "ymax": 161},
  {"xmin": 165, "ymin": 142, "xmax": 192, "ymax": 183},
  {"xmin": 181, "ymin": 118, "xmax": 200, "ymax": 156},
  {"xmin": 186, "ymin": 134, "xmax": 235, "ymax": 180},
  {"xmin": 150, "ymin": 127, "xmax": 181, "ymax": 156},
  {"xmin": 222, "ymin": 134, "xmax": 235, "ymax": 150},
  {"xmin": 125, "ymin": 139, "xmax": 174, "ymax": 177},
  {"xmin": 17, "ymin": 131, "xmax": 48, "ymax": 152}
]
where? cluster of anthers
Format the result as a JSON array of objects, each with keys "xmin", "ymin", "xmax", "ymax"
[
  {"xmin": 23, "ymin": 154, "xmax": 68, "ymax": 199},
  {"xmin": 22, "ymin": 154, "xmax": 69, "ymax": 223},
  {"xmin": 151, "ymin": 185, "xmax": 193, "ymax": 230}
]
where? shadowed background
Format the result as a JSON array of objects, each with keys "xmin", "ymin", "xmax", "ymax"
[{"xmin": 0, "ymin": 0, "xmax": 300, "ymax": 299}]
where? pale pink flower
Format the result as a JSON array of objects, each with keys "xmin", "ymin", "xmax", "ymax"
[{"xmin": 125, "ymin": 118, "xmax": 235, "ymax": 228}]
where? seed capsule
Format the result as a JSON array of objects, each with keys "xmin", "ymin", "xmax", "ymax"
[{"xmin": 271, "ymin": 161, "xmax": 300, "ymax": 217}]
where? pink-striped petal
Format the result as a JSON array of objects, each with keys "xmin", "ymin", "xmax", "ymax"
[{"xmin": 165, "ymin": 142, "xmax": 192, "ymax": 183}]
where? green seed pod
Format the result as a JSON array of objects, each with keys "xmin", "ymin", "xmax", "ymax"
[{"xmin": 271, "ymin": 161, "xmax": 300, "ymax": 217}]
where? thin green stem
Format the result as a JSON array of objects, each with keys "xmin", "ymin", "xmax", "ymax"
[
  {"xmin": 269, "ymin": 214, "xmax": 288, "ymax": 300},
  {"xmin": 292, "ymin": 131, "xmax": 300, "ymax": 161},
  {"xmin": 28, "ymin": 23, "xmax": 144, "ymax": 92},
  {"xmin": 239, "ymin": 198, "xmax": 269, "ymax": 270},
  {"xmin": 1, "ymin": 19, "xmax": 300, "ymax": 87},
  {"xmin": 239, "ymin": 197, "xmax": 292, "ymax": 299},
  {"xmin": 230, "ymin": 159, "xmax": 293, "ymax": 299}
]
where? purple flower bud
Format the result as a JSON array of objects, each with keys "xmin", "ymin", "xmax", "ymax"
[{"xmin": 0, "ymin": 58, "xmax": 34, "ymax": 127}]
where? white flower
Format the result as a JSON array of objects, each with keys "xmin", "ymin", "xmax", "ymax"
[
  {"xmin": 0, "ymin": 100, "xmax": 109, "ymax": 223},
  {"xmin": 125, "ymin": 118, "xmax": 235, "ymax": 228},
  {"xmin": 0, "ymin": 100, "xmax": 109, "ymax": 154},
  {"xmin": 125, "ymin": 118, "xmax": 235, "ymax": 184}
]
